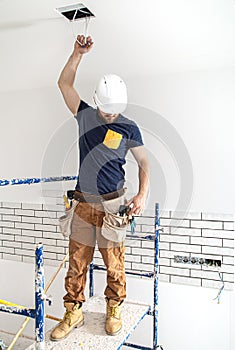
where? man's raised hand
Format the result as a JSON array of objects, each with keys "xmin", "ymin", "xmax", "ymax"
[{"xmin": 74, "ymin": 35, "xmax": 93, "ymax": 54}]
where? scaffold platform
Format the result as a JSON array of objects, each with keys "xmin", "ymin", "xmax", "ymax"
[{"xmin": 26, "ymin": 296, "xmax": 150, "ymax": 350}]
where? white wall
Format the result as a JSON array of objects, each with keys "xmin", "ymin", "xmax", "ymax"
[
  {"xmin": 1, "ymin": 68, "xmax": 235, "ymax": 213},
  {"xmin": 126, "ymin": 68, "xmax": 235, "ymax": 213}
]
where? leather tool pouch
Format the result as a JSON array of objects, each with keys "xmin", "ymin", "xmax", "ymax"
[
  {"xmin": 101, "ymin": 190, "xmax": 130, "ymax": 243},
  {"xmin": 58, "ymin": 199, "xmax": 79, "ymax": 238}
]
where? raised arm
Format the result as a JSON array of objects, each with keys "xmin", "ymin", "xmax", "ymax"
[
  {"xmin": 127, "ymin": 145, "xmax": 150, "ymax": 215},
  {"xmin": 58, "ymin": 35, "xmax": 93, "ymax": 115}
]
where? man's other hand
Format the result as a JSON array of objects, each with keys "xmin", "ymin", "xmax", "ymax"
[{"xmin": 127, "ymin": 193, "xmax": 147, "ymax": 216}]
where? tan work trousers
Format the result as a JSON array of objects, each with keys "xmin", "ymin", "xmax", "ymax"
[{"xmin": 63, "ymin": 202, "xmax": 126, "ymax": 304}]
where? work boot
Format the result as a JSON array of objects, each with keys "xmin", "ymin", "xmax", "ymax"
[
  {"xmin": 50, "ymin": 302, "xmax": 84, "ymax": 341},
  {"xmin": 105, "ymin": 298, "xmax": 123, "ymax": 336}
]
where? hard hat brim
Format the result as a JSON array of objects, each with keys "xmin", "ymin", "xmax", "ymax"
[{"xmin": 94, "ymin": 92, "xmax": 127, "ymax": 115}]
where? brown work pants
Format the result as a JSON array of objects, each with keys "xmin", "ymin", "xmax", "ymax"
[{"xmin": 63, "ymin": 202, "xmax": 126, "ymax": 304}]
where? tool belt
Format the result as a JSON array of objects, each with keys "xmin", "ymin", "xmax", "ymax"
[
  {"xmin": 68, "ymin": 188, "xmax": 125, "ymax": 203},
  {"xmin": 60, "ymin": 188, "xmax": 134, "ymax": 242}
]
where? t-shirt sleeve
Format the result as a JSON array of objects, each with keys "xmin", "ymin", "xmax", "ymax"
[
  {"xmin": 74, "ymin": 100, "xmax": 90, "ymax": 123},
  {"xmin": 127, "ymin": 123, "xmax": 144, "ymax": 149}
]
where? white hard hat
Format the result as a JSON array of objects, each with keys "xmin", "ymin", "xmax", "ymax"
[{"xmin": 93, "ymin": 74, "xmax": 127, "ymax": 115}]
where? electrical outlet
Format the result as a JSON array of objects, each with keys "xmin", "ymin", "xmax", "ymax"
[
  {"xmin": 174, "ymin": 255, "xmax": 221, "ymax": 267},
  {"xmin": 205, "ymin": 258, "xmax": 221, "ymax": 267}
]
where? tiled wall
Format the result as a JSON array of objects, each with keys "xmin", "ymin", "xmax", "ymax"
[
  {"xmin": 0, "ymin": 202, "xmax": 66, "ymax": 266},
  {"xmin": 123, "ymin": 210, "xmax": 234, "ymax": 291},
  {"xmin": 0, "ymin": 202, "xmax": 234, "ymax": 290}
]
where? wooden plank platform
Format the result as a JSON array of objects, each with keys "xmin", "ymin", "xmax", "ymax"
[{"xmin": 26, "ymin": 296, "xmax": 150, "ymax": 350}]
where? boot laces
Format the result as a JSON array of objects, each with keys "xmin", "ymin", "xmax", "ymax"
[
  {"xmin": 109, "ymin": 306, "xmax": 119, "ymax": 318},
  {"xmin": 64, "ymin": 311, "xmax": 73, "ymax": 326}
]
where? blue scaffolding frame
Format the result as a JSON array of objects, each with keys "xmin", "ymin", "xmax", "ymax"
[
  {"xmin": 0, "ymin": 244, "xmax": 45, "ymax": 350},
  {"xmin": 0, "ymin": 205, "xmax": 160, "ymax": 350},
  {"xmin": 0, "ymin": 177, "xmax": 160, "ymax": 349}
]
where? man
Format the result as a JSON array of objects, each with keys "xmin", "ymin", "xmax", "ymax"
[{"xmin": 50, "ymin": 35, "xmax": 150, "ymax": 341}]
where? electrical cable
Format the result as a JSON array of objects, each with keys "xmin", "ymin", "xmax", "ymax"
[
  {"xmin": 71, "ymin": 9, "xmax": 91, "ymax": 46},
  {"xmin": 84, "ymin": 15, "xmax": 91, "ymax": 44},
  {"xmin": 78, "ymin": 9, "xmax": 91, "ymax": 15},
  {"xmin": 213, "ymin": 268, "xmax": 225, "ymax": 304},
  {"xmin": 71, "ymin": 9, "xmax": 83, "ymax": 46}
]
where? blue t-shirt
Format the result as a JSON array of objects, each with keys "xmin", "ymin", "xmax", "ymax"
[{"xmin": 75, "ymin": 101, "xmax": 144, "ymax": 195}]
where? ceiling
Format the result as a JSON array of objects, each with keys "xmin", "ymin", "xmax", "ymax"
[{"xmin": 0, "ymin": 0, "xmax": 235, "ymax": 92}]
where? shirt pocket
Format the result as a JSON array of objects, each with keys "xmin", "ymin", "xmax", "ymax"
[{"xmin": 103, "ymin": 129, "xmax": 123, "ymax": 149}]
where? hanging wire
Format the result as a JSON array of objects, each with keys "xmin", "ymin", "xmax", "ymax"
[
  {"xmin": 71, "ymin": 9, "xmax": 91, "ymax": 46},
  {"xmin": 79, "ymin": 9, "xmax": 91, "ymax": 15},
  {"xmin": 213, "ymin": 268, "xmax": 225, "ymax": 304},
  {"xmin": 84, "ymin": 15, "xmax": 91, "ymax": 44},
  {"xmin": 71, "ymin": 9, "xmax": 82, "ymax": 45}
]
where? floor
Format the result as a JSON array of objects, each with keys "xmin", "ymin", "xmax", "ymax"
[{"xmin": 0, "ymin": 331, "xmax": 32, "ymax": 350}]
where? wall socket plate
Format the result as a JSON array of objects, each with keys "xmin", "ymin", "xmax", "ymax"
[{"xmin": 174, "ymin": 255, "xmax": 221, "ymax": 267}]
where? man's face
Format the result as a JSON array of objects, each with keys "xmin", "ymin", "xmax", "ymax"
[{"xmin": 98, "ymin": 108, "xmax": 119, "ymax": 124}]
